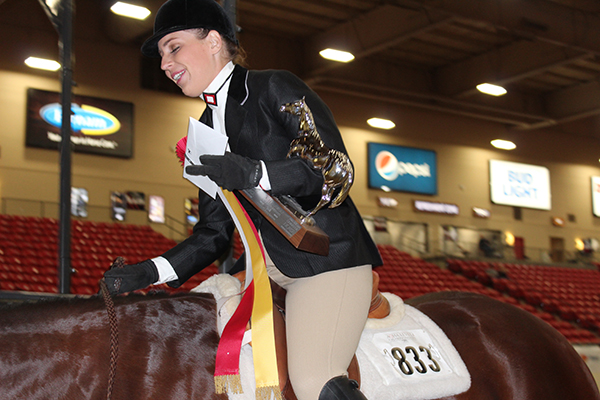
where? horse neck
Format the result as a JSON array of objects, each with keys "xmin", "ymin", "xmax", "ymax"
[
  {"xmin": 298, "ymin": 128, "xmax": 323, "ymax": 144},
  {"xmin": 297, "ymin": 109, "xmax": 315, "ymax": 132}
]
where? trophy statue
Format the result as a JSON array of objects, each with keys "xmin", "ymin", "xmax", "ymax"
[{"xmin": 239, "ymin": 97, "xmax": 354, "ymax": 256}]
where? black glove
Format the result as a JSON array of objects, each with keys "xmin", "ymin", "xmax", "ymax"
[
  {"xmin": 103, "ymin": 259, "xmax": 159, "ymax": 295},
  {"xmin": 185, "ymin": 152, "xmax": 262, "ymax": 191}
]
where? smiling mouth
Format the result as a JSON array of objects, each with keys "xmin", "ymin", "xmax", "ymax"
[{"xmin": 172, "ymin": 70, "xmax": 185, "ymax": 83}]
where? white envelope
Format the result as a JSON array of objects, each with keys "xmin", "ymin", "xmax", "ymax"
[{"xmin": 182, "ymin": 117, "xmax": 229, "ymax": 199}]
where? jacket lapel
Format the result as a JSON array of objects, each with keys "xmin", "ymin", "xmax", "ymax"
[
  {"xmin": 225, "ymin": 65, "xmax": 249, "ymax": 151},
  {"xmin": 199, "ymin": 104, "xmax": 213, "ymax": 127}
]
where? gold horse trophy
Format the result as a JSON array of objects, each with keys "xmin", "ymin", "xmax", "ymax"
[{"xmin": 240, "ymin": 97, "xmax": 354, "ymax": 256}]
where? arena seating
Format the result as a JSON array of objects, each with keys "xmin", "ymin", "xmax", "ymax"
[
  {"xmin": 1, "ymin": 215, "xmax": 598, "ymax": 343},
  {"xmin": 377, "ymin": 245, "xmax": 504, "ymax": 300},
  {"xmin": 446, "ymin": 258, "xmax": 600, "ymax": 344},
  {"xmin": 0, "ymin": 214, "xmax": 218, "ymax": 295}
]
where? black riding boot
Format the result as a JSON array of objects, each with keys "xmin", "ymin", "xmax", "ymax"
[{"xmin": 318, "ymin": 375, "xmax": 368, "ymax": 400}]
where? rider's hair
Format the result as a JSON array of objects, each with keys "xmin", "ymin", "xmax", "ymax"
[{"xmin": 190, "ymin": 28, "xmax": 247, "ymax": 67}]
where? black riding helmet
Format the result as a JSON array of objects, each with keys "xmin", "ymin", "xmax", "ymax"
[{"xmin": 141, "ymin": 0, "xmax": 238, "ymax": 58}]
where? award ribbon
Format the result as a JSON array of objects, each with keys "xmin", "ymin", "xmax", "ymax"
[
  {"xmin": 214, "ymin": 189, "xmax": 281, "ymax": 400},
  {"xmin": 177, "ymin": 134, "xmax": 280, "ymax": 400}
]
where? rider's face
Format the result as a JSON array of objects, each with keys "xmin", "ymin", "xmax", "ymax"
[{"xmin": 158, "ymin": 30, "xmax": 223, "ymax": 98}]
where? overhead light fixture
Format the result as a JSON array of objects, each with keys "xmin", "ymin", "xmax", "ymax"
[
  {"xmin": 24, "ymin": 57, "xmax": 61, "ymax": 71},
  {"xmin": 476, "ymin": 83, "xmax": 507, "ymax": 96},
  {"xmin": 110, "ymin": 2, "xmax": 151, "ymax": 20},
  {"xmin": 367, "ymin": 118, "xmax": 395, "ymax": 130},
  {"xmin": 491, "ymin": 139, "xmax": 516, "ymax": 150},
  {"xmin": 319, "ymin": 48, "xmax": 355, "ymax": 63}
]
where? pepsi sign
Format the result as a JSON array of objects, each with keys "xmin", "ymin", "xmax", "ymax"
[{"xmin": 368, "ymin": 142, "xmax": 437, "ymax": 195}]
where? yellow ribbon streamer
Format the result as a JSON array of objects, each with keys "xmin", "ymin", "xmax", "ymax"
[{"xmin": 219, "ymin": 189, "xmax": 281, "ymax": 400}]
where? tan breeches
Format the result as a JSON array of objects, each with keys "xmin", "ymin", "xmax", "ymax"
[{"xmin": 266, "ymin": 256, "xmax": 372, "ymax": 400}]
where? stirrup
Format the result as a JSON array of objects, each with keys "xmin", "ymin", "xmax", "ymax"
[{"xmin": 318, "ymin": 375, "xmax": 368, "ymax": 400}]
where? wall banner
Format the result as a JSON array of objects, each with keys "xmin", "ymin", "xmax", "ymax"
[
  {"xmin": 414, "ymin": 200, "xmax": 459, "ymax": 215},
  {"xmin": 591, "ymin": 177, "xmax": 600, "ymax": 217},
  {"xmin": 110, "ymin": 192, "xmax": 127, "ymax": 221},
  {"xmin": 148, "ymin": 195, "xmax": 165, "ymax": 224},
  {"xmin": 26, "ymin": 88, "xmax": 133, "ymax": 158},
  {"xmin": 368, "ymin": 142, "xmax": 437, "ymax": 195},
  {"xmin": 489, "ymin": 160, "xmax": 551, "ymax": 210}
]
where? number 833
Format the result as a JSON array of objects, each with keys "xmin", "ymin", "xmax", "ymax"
[{"xmin": 384, "ymin": 345, "xmax": 441, "ymax": 375}]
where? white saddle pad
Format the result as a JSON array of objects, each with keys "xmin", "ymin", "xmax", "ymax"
[
  {"xmin": 193, "ymin": 275, "xmax": 471, "ymax": 400},
  {"xmin": 357, "ymin": 292, "xmax": 471, "ymax": 400}
]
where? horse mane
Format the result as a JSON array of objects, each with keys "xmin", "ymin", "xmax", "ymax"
[
  {"xmin": 0, "ymin": 290, "xmax": 212, "ymax": 312},
  {"xmin": 0, "ymin": 295, "xmax": 93, "ymax": 311}
]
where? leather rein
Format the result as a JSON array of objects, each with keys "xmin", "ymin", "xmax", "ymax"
[{"xmin": 99, "ymin": 278, "xmax": 119, "ymax": 400}]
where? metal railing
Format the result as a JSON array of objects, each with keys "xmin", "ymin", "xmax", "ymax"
[
  {"xmin": 440, "ymin": 239, "xmax": 600, "ymax": 267},
  {"xmin": 4, "ymin": 197, "xmax": 598, "ymax": 267}
]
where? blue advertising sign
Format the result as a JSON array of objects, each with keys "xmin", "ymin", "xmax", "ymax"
[
  {"xmin": 26, "ymin": 88, "xmax": 133, "ymax": 158},
  {"xmin": 368, "ymin": 142, "xmax": 437, "ymax": 195}
]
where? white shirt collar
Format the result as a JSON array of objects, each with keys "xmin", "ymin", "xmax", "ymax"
[{"xmin": 202, "ymin": 61, "xmax": 235, "ymax": 110}]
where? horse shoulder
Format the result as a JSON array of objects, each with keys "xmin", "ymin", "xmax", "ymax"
[
  {"xmin": 0, "ymin": 293, "xmax": 225, "ymax": 400},
  {"xmin": 113, "ymin": 293, "xmax": 223, "ymax": 399}
]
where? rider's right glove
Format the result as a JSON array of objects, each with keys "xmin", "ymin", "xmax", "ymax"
[{"xmin": 103, "ymin": 259, "xmax": 158, "ymax": 295}]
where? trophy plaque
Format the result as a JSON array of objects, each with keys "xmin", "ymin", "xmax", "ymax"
[{"xmin": 240, "ymin": 187, "xmax": 330, "ymax": 256}]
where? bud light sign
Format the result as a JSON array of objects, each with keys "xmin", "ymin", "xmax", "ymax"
[
  {"xmin": 489, "ymin": 160, "xmax": 551, "ymax": 210},
  {"xmin": 368, "ymin": 142, "xmax": 437, "ymax": 195}
]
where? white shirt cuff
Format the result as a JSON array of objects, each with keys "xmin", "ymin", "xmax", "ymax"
[
  {"xmin": 152, "ymin": 256, "xmax": 179, "ymax": 284},
  {"xmin": 259, "ymin": 160, "xmax": 271, "ymax": 191}
]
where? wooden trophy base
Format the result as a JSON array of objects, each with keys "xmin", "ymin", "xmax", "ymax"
[{"xmin": 240, "ymin": 187, "xmax": 329, "ymax": 256}]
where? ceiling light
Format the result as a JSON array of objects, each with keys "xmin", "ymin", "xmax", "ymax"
[
  {"xmin": 476, "ymin": 83, "xmax": 507, "ymax": 96},
  {"xmin": 367, "ymin": 118, "xmax": 395, "ymax": 130},
  {"xmin": 491, "ymin": 139, "xmax": 516, "ymax": 150},
  {"xmin": 319, "ymin": 48, "xmax": 355, "ymax": 63},
  {"xmin": 24, "ymin": 57, "xmax": 61, "ymax": 71},
  {"xmin": 110, "ymin": 2, "xmax": 151, "ymax": 20}
]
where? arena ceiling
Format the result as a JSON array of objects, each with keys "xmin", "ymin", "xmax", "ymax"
[{"xmin": 4, "ymin": 0, "xmax": 600, "ymax": 138}]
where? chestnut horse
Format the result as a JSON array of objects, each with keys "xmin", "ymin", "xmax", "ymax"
[{"xmin": 0, "ymin": 290, "xmax": 598, "ymax": 400}]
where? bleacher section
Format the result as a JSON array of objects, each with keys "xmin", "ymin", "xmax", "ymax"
[
  {"xmin": 446, "ymin": 258, "xmax": 600, "ymax": 344},
  {"xmin": 377, "ymin": 245, "xmax": 502, "ymax": 299},
  {"xmin": 1, "ymin": 215, "xmax": 599, "ymax": 344},
  {"xmin": 0, "ymin": 214, "xmax": 218, "ymax": 295}
]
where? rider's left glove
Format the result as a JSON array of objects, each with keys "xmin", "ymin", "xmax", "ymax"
[{"xmin": 185, "ymin": 152, "xmax": 262, "ymax": 191}]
